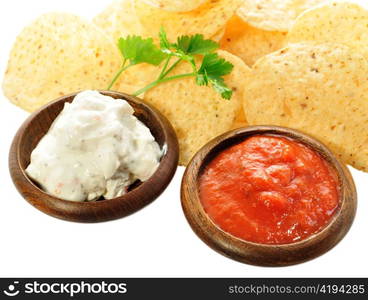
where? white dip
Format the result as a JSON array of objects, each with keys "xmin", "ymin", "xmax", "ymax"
[{"xmin": 26, "ymin": 90, "xmax": 162, "ymax": 202}]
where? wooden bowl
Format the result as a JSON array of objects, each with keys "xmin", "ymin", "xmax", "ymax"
[
  {"xmin": 181, "ymin": 126, "xmax": 357, "ymax": 267},
  {"xmin": 9, "ymin": 91, "xmax": 179, "ymax": 223}
]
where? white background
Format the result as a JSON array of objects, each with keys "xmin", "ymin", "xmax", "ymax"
[{"xmin": 0, "ymin": 0, "xmax": 367, "ymax": 277}]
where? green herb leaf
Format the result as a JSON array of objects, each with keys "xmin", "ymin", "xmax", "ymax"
[
  {"xmin": 195, "ymin": 71, "xmax": 208, "ymax": 86},
  {"xmin": 173, "ymin": 34, "xmax": 219, "ymax": 55},
  {"xmin": 118, "ymin": 36, "xmax": 167, "ymax": 65},
  {"xmin": 159, "ymin": 29, "xmax": 194, "ymax": 64},
  {"xmin": 209, "ymin": 77, "xmax": 233, "ymax": 100},
  {"xmin": 196, "ymin": 53, "xmax": 234, "ymax": 99},
  {"xmin": 159, "ymin": 27, "xmax": 172, "ymax": 53},
  {"xmin": 109, "ymin": 28, "xmax": 234, "ymax": 100},
  {"xmin": 198, "ymin": 53, "xmax": 233, "ymax": 77}
]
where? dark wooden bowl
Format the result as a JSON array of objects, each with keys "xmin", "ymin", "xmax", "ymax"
[
  {"xmin": 181, "ymin": 126, "xmax": 357, "ymax": 267},
  {"xmin": 9, "ymin": 90, "xmax": 179, "ymax": 223}
]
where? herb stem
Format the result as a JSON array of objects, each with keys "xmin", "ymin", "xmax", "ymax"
[
  {"xmin": 133, "ymin": 72, "xmax": 195, "ymax": 96},
  {"xmin": 161, "ymin": 58, "xmax": 182, "ymax": 78},
  {"xmin": 158, "ymin": 56, "xmax": 171, "ymax": 79},
  {"xmin": 107, "ymin": 59, "xmax": 131, "ymax": 90}
]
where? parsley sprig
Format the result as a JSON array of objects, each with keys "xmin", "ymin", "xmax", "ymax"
[{"xmin": 107, "ymin": 28, "xmax": 234, "ymax": 99}]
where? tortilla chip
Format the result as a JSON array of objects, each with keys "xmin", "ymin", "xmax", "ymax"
[
  {"xmin": 93, "ymin": 0, "xmax": 143, "ymax": 43},
  {"xmin": 220, "ymin": 15, "xmax": 287, "ymax": 66},
  {"xmin": 287, "ymin": 1, "xmax": 368, "ymax": 59},
  {"xmin": 244, "ymin": 42, "xmax": 368, "ymax": 171},
  {"xmin": 3, "ymin": 13, "xmax": 122, "ymax": 112},
  {"xmin": 238, "ymin": 0, "xmax": 329, "ymax": 32},
  {"xmin": 134, "ymin": 0, "xmax": 242, "ymax": 40},
  {"xmin": 142, "ymin": 0, "xmax": 207, "ymax": 12}
]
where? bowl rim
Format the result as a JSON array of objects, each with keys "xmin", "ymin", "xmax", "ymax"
[
  {"xmin": 181, "ymin": 125, "xmax": 357, "ymax": 266},
  {"xmin": 9, "ymin": 90, "xmax": 179, "ymax": 222}
]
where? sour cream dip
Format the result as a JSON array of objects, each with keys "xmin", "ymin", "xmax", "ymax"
[{"xmin": 26, "ymin": 90, "xmax": 162, "ymax": 202}]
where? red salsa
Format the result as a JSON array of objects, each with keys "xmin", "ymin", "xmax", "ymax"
[{"xmin": 199, "ymin": 135, "xmax": 339, "ymax": 244}]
